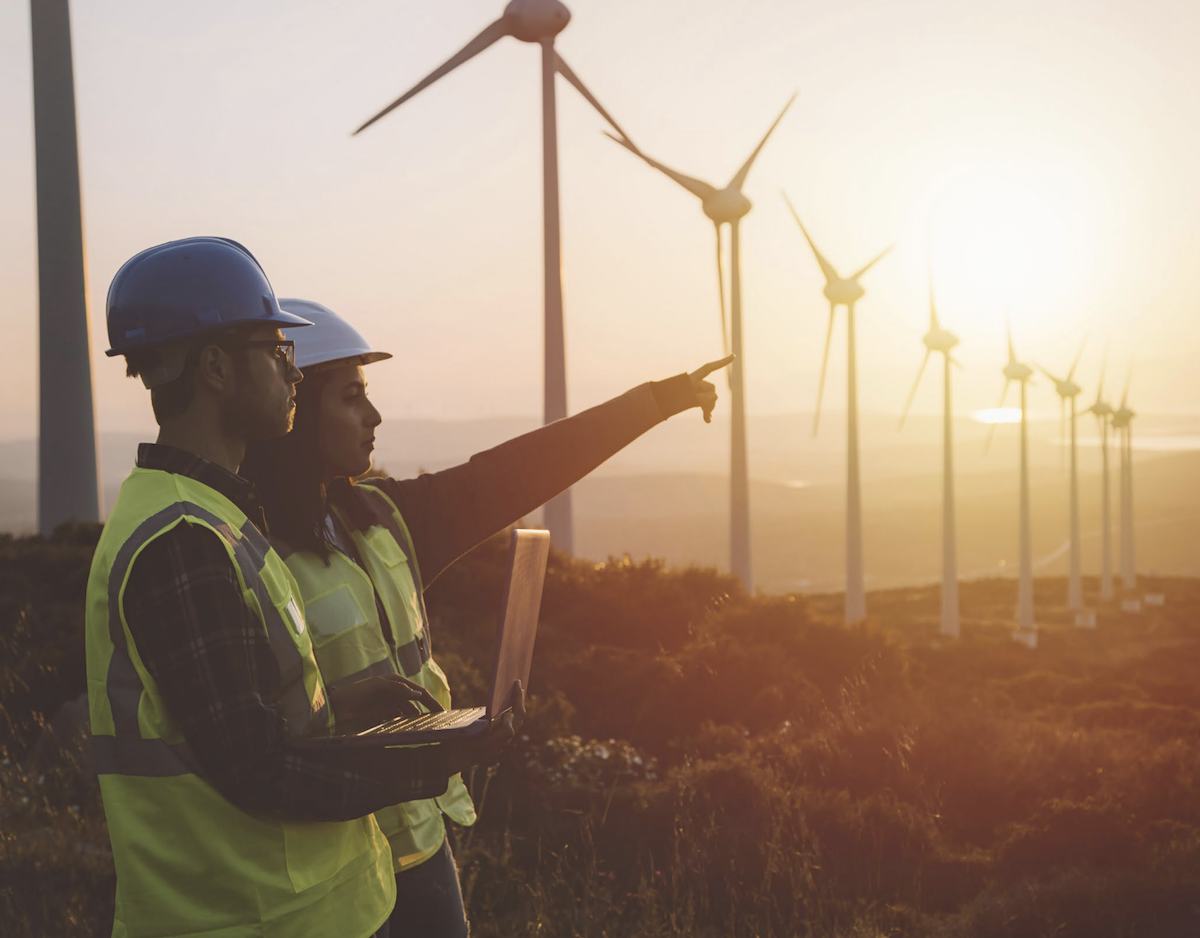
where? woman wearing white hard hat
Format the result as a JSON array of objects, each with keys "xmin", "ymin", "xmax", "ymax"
[{"xmin": 241, "ymin": 299, "xmax": 731, "ymax": 937}]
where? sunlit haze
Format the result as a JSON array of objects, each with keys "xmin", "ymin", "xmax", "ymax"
[{"xmin": 3, "ymin": 0, "xmax": 1199, "ymax": 444}]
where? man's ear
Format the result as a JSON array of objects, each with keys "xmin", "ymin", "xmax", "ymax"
[{"xmin": 194, "ymin": 343, "xmax": 233, "ymax": 394}]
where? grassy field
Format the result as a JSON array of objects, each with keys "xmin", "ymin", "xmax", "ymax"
[{"xmin": 2, "ymin": 524, "xmax": 1199, "ymax": 936}]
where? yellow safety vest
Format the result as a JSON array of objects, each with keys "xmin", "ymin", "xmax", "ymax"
[
  {"xmin": 278, "ymin": 482, "xmax": 476, "ymax": 872},
  {"xmin": 85, "ymin": 467, "xmax": 395, "ymax": 938}
]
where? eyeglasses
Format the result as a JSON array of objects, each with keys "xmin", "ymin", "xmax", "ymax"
[{"xmin": 225, "ymin": 339, "xmax": 296, "ymax": 371}]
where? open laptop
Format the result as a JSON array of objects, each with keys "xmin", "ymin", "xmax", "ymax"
[{"xmin": 307, "ymin": 528, "xmax": 550, "ymax": 747}]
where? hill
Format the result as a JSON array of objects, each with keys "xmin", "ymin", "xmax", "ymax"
[{"xmin": 2, "ymin": 525, "xmax": 1200, "ymax": 936}]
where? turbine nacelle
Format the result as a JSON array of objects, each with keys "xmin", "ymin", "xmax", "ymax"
[
  {"xmin": 701, "ymin": 188, "xmax": 752, "ymax": 224},
  {"xmin": 1004, "ymin": 360, "xmax": 1033, "ymax": 382},
  {"xmin": 504, "ymin": 0, "xmax": 571, "ymax": 41},
  {"xmin": 923, "ymin": 327, "xmax": 959, "ymax": 354},
  {"xmin": 1111, "ymin": 406, "xmax": 1135, "ymax": 428},
  {"xmin": 823, "ymin": 279, "xmax": 865, "ymax": 308},
  {"xmin": 1088, "ymin": 400, "xmax": 1114, "ymax": 419},
  {"xmin": 1054, "ymin": 379, "xmax": 1082, "ymax": 399}
]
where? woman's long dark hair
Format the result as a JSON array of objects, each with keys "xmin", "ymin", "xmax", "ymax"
[{"xmin": 241, "ymin": 368, "xmax": 339, "ymax": 561}]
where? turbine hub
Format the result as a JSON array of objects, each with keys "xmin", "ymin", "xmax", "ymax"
[
  {"xmin": 505, "ymin": 0, "xmax": 571, "ymax": 41},
  {"xmin": 702, "ymin": 188, "xmax": 751, "ymax": 223},
  {"xmin": 824, "ymin": 279, "xmax": 865, "ymax": 307},
  {"xmin": 923, "ymin": 329, "xmax": 959, "ymax": 352},
  {"xmin": 1004, "ymin": 362, "xmax": 1033, "ymax": 381}
]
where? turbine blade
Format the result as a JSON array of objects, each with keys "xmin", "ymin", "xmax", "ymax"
[
  {"xmin": 982, "ymin": 379, "xmax": 1012, "ymax": 455},
  {"xmin": 728, "ymin": 93, "xmax": 796, "ymax": 191},
  {"xmin": 850, "ymin": 244, "xmax": 894, "ymax": 281},
  {"xmin": 715, "ymin": 224, "xmax": 731, "ymax": 389},
  {"xmin": 353, "ymin": 19, "xmax": 511, "ymax": 135},
  {"xmin": 1006, "ymin": 314, "xmax": 1016, "ymax": 365},
  {"xmin": 1120, "ymin": 360, "xmax": 1133, "ymax": 409},
  {"xmin": 898, "ymin": 350, "xmax": 931, "ymax": 430},
  {"xmin": 1095, "ymin": 344, "xmax": 1108, "ymax": 404},
  {"xmin": 812, "ymin": 306, "xmax": 836, "ymax": 437},
  {"xmin": 781, "ymin": 191, "xmax": 840, "ymax": 284},
  {"xmin": 1034, "ymin": 362, "xmax": 1063, "ymax": 385},
  {"xmin": 604, "ymin": 132, "xmax": 718, "ymax": 201},
  {"xmin": 555, "ymin": 54, "xmax": 634, "ymax": 141},
  {"xmin": 1067, "ymin": 336, "xmax": 1087, "ymax": 381}
]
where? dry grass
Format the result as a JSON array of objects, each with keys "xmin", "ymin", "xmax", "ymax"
[{"xmin": 3, "ymin": 525, "xmax": 1200, "ymax": 936}]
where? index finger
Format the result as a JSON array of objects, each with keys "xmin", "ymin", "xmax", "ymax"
[
  {"xmin": 692, "ymin": 354, "xmax": 735, "ymax": 380},
  {"xmin": 383, "ymin": 674, "xmax": 445, "ymax": 713}
]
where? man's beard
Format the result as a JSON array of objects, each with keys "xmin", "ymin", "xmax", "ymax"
[{"xmin": 218, "ymin": 380, "xmax": 293, "ymax": 441}]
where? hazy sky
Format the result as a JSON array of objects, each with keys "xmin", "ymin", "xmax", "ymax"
[{"xmin": 2, "ymin": 0, "xmax": 1198, "ymax": 442}]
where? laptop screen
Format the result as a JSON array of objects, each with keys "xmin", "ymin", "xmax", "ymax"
[{"xmin": 487, "ymin": 529, "xmax": 551, "ymax": 716}]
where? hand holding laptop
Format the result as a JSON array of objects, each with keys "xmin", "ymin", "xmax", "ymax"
[
  {"xmin": 442, "ymin": 680, "xmax": 525, "ymax": 776},
  {"xmin": 328, "ymin": 673, "xmax": 445, "ymax": 735}
]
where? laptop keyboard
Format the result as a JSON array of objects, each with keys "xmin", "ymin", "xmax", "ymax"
[{"xmin": 364, "ymin": 707, "xmax": 487, "ymax": 735}]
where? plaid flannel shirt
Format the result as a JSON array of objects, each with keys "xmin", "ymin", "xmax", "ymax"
[{"xmin": 121, "ymin": 443, "xmax": 448, "ymax": 822}]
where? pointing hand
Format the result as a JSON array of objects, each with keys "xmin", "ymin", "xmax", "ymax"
[{"xmin": 688, "ymin": 354, "xmax": 735, "ymax": 423}]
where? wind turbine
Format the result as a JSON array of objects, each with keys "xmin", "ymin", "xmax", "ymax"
[
  {"xmin": 1111, "ymin": 365, "xmax": 1137, "ymax": 591},
  {"xmin": 782, "ymin": 194, "xmax": 892, "ymax": 623},
  {"xmin": 605, "ymin": 95, "xmax": 796, "ymax": 592},
  {"xmin": 1036, "ymin": 342, "xmax": 1087, "ymax": 613},
  {"xmin": 31, "ymin": 0, "xmax": 102, "ymax": 533},
  {"xmin": 898, "ymin": 264, "xmax": 960, "ymax": 639},
  {"xmin": 1084, "ymin": 353, "xmax": 1115, "ymax": 601},
  {"xmin": 352, "ymin": 0, "xmax": 636, "ymax": 554},
  {"xmin": 984, "ymin": 320, "xmax": 1037, "ymax": 645}
]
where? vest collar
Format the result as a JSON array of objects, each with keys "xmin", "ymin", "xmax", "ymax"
[{"xmin": 136, "ymin": 442, "xmax": 267, "ymax": 532}]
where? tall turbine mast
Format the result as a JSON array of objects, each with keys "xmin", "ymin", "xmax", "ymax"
[
  {"xmin": 898, "ymin": 260, "xmax": 960, "ymax": 638},
  {"xmin": 1111, "ymin": 365, "xmax": 1137, "ymax": 590},
  {"xmin": 985, "ymin": 318, "xmax": 1037, "ymax": 645},
  {"xmin": 605, "ymin": 96, "xmax": 796, "ymax": 593},
  {"xmin": 1084, "ymin": 351, "xmax": 1115, "ymax": 601},
  {"xmin": 1036, "ymin": 341, "xmax": 1087, "ymax": 615},
  {"xmin": 352, "ymin": 0, "xmax": 635, "ymax": 554},
  {"xmin": 31, "ymin": 0, "xmax": 102, "ymax": 534},
  {"xmin": 782, "ymin": 194, "xmax": 891, "ymax": 623}
]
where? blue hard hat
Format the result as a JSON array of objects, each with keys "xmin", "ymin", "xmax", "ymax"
[{"xmin": 105, "ymin": 236, "xmax": 312, "ymax": 357}]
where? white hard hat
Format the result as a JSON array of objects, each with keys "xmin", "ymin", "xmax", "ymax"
[{"xmin": 278, "ymin": 298, "xmax": 392, "ymax": 370}]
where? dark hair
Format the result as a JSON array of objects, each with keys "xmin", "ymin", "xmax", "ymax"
[
  {"xmin": 125, "ymin": 328, "xmax": 255, "ymax": 425},
  {"xmin": 241, "ymin": 368, "xmax": 339, "ymax": 561}
]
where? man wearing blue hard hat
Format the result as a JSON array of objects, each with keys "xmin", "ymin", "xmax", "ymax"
[{"xmin": 84, "ymin": 237, "xmax": 514, "ymax": 938}]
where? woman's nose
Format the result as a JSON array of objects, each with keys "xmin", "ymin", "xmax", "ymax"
[{"xmin": 366, "ymin": 399, "xmax": 382, "ymax": 428}]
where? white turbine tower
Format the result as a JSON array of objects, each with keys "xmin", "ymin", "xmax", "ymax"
[
  {"xmin": 605, "ymin": 96, "xmax": 796, "ymax": 593},
  {"xmin": 1036, "ymin": 343, "xmax": 1088, "ymax": 615},
  {"xmin": 984, "ymin": 320, "xmax": 1037, "ymax": 646},
  {"xmin": 898, "ymin": 266, "xmax": 960, "ymax": 639},
  {"xmin": 31, "ymin": 0, "xmax": 102, "ymax": 533},
  {"xmin": 1111, "ymin": 366, "xmax": 1137, "ymax": 591},
  {"xmin": 782, "ymin": 195, "xmax": 892, "ymax": 623},
  {"xmin": 1084, "ymin": 353, "xmax": 1115, "ymax": 602},
  {"xmin": 352, "ymin": 0, "xmax": 636, "ymax": 554}
]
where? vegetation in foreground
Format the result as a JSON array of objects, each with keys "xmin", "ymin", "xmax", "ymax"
[{"xmin": 3, "ymin": 524, "xmax": 1199, "ymax": 937}]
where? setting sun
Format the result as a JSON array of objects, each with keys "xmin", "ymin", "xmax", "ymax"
[{"xmin": 926, "ymin": 161, "xmax": 1096, "ymax": 319}]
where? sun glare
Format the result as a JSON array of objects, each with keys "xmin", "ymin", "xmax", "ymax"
[
  {"xmin": 927, "ymin": 165, "xmax": 1091, "ymax": 315},
  {"xmin": 973, "ymin": 407, "xmax": 1022, "ymax": 425}
]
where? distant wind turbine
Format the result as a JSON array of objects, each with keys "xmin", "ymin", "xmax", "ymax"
[
  {"xmin": 1110, "ymin": 365, "xmax": 1137, "ymax": 590},
  {"xmin": 1036, "ymin": 342, "xmax": 1088, "ymax": 612},
  {"xmin": 352, "ymin": 0, "xmax": 636, "ymax": 554},
  {"xmin": 898, "ymin": 262, "xmax": 960, "ymax": 638},
  {"xmin": 1084, "ymin": 351, "xmax": 1115, "ymax": 601},
  {"xmin": 30, "ymin": 0, "xmax": 102, "ymax": 533},
  {"xmin": 783, "ymin": 194, "xmax": 892, "ymax": 623},
  {"xmin": 605, "ymin": 95, "xmax": 797, "ymax": 592},
  {"xmin": 985, "ymin": 319, "xmax": 1037, "ymax": 644}
]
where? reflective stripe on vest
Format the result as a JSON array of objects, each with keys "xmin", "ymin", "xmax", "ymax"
[{"xmin": 94, "ymin": 502, "xmax": 328, "ymax": 778}]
